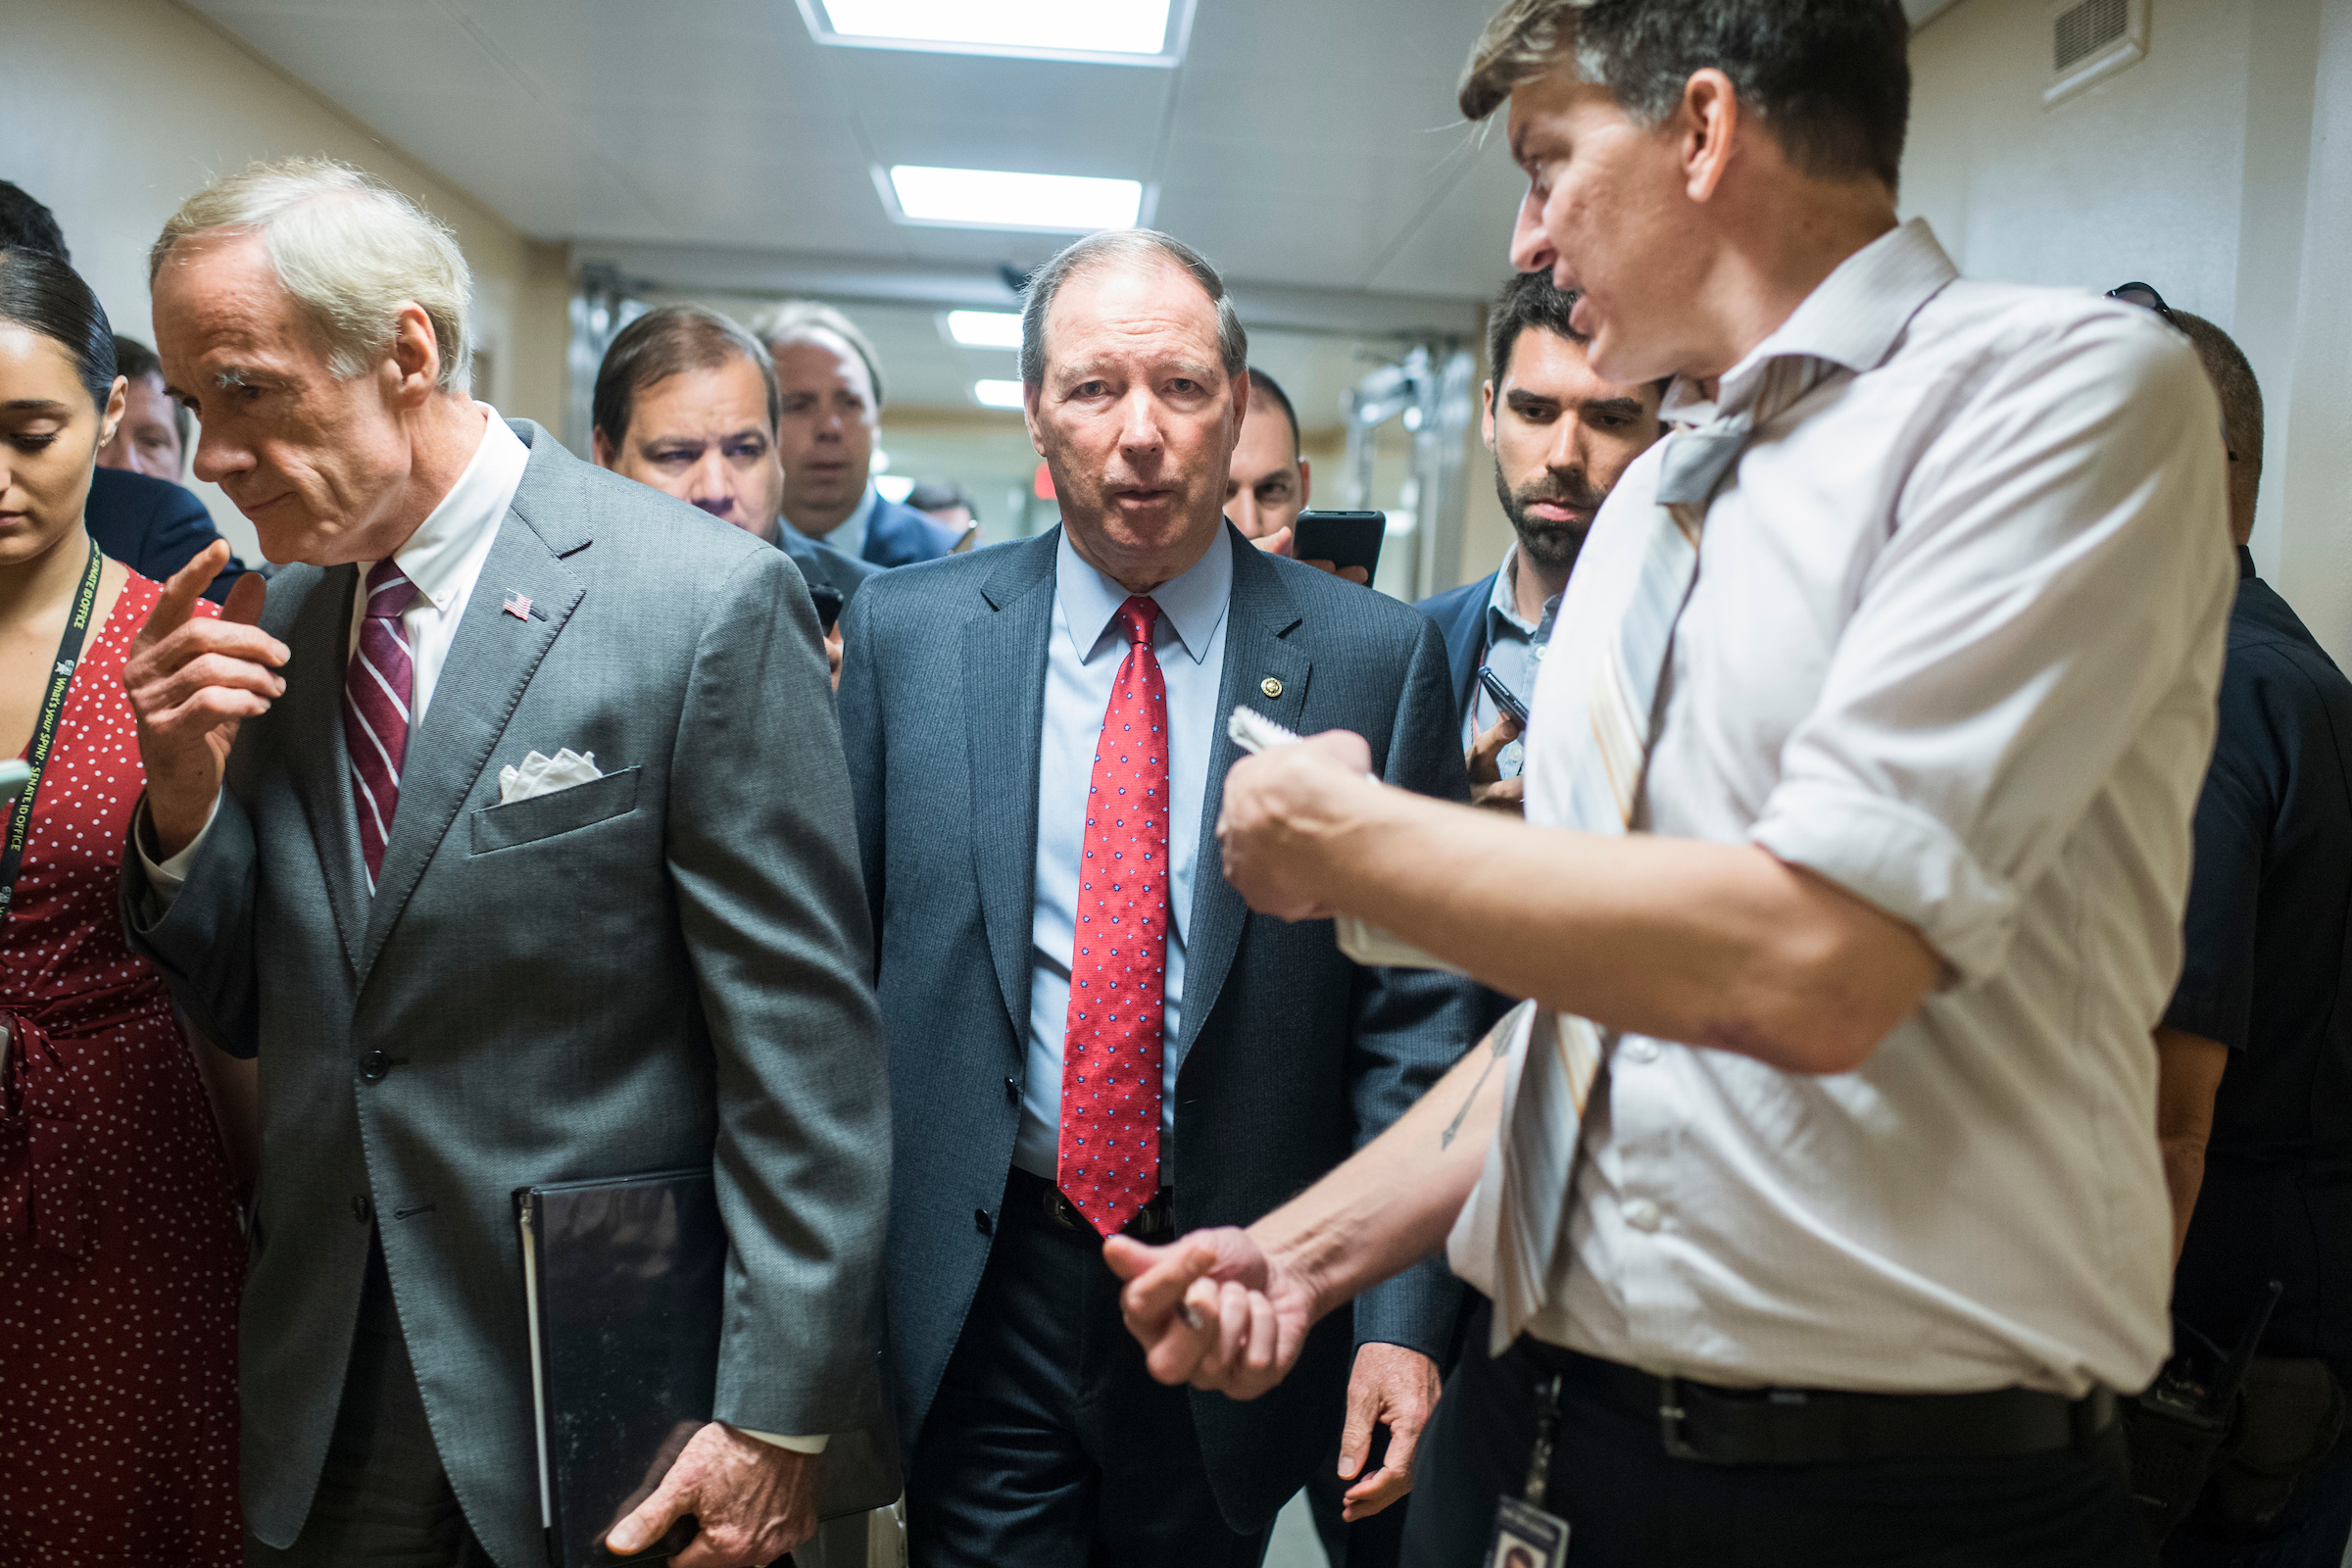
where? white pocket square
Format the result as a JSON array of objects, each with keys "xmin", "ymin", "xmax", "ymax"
[{"xmin": 497, "ymin": 748, "xmax": 601, "ymax": 805}]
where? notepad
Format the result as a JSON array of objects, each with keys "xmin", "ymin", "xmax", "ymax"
[
  {"xmin": 514, "ymin": 1168, "xmax": 901, "ymax": 1566},
  {"xmin": 1224, "ymin": 707, "xmax": 1465, "ymax": 974}
]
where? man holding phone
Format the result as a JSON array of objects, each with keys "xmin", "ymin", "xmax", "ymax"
[
  {"xmin": 591, "ymin": 304, "xmax": 878, "ymax": 686},
  {"xmin": 1417, "ymin": 270, "xmax": 1663, "ymax": 811}
]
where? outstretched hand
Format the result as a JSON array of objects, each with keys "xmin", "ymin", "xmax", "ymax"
[
  {"xmin": 1336, "ymin": 1343, "xmax": 1441, "ymax": 1520},
  {"xmin": 122, "ymin": 543, "xmax": 281, "ymax": 858},
  {"xmin": 1105, "ymin": 1227, "xmax": 1319, "ymax": 1399}
]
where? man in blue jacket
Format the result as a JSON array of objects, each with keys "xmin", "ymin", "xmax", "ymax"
[
  {"xmin": 840, "ymin": 227, "xmax": 1479, "ymax": 1564},
  {"xmin": 1417, "ymin": 270, "xmax": 1661, "ymax": 810},
  {"xmin": 756, "ymin": 300, "xmax": 962, "ymax": 567}
]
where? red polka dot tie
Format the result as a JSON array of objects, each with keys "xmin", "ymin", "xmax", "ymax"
[{"xmin": 1056, "ymin": 596, "xmax": 1170, "ymax": 1237}]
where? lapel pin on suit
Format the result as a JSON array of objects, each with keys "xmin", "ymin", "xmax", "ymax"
[
  {"xmin": 1259, "ymin": 677, "xmax": 1283, "ymax": 699},
  {"xmin": 503, "ymin": 591, "xmax": 533, "ymax": 621}
]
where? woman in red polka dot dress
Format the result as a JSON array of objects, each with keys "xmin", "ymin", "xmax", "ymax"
[{"xmin": 0, "ymin": 253, "xmax": 245, "ymax": 1563}]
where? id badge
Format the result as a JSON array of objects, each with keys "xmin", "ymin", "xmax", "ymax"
[{"xmin": 1487, "ymin": 1494, "xmax": 1570, "ymax": 1568}]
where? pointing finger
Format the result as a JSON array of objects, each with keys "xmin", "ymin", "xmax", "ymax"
[
  {"xmin": 1119, "ymin": 1236, "xmax": 1221, "ymax": 1324},
  {"xmin": 138, "ymin": 541, "xmax": 229, "ymax": 649},
  {"xmin": 1102, "ymin": 1234, "xmax": 1161, "ymax": 1284}
]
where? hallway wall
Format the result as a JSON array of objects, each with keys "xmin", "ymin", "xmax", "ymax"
[
  {"xmin": 0, "ymin": 0, "xmax": 569, "ymax": 564},
  {"xmin": 1903, "ymin": 0, "xmax": 2352, "ymax": 662}
]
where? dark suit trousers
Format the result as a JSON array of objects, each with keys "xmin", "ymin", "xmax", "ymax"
[
  {"xmin": 1400, "ymin": 1305, "xmax": 2150, "ymax": 1568},
  {"xmin": 906, "ymin": 1172, "xmax": 1273, "ymax": 1568},
  {"xmin": 247, "ymin": 1237, "xmax": 493, "ymax": 1568}
]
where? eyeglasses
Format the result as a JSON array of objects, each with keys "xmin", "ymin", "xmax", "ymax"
[
  {"xmin": 2109, "ymin": 280, "xmax": 2242, "ymax": 464},
  {"xmin": 2106, "ymin": 280, "xmax": 2180, "ymax": 329}
]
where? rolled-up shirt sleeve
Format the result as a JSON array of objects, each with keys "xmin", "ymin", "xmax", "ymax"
[{"xmin": 1750, "ymin": 316, "xmax": 2233, "ymax": 985}]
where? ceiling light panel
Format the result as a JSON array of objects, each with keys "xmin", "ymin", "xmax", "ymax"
[
  {"xmin": 946, "ymin": 311, "xmax": 1026, "ymax": 350},
  {"xmin": 804, "ymin": 0, "xmax": 1189, "ymax": 67},
  {"xmin": 884, "ymin": 166, "xmax": 1146, "ymax": 233},
  {"xmin": 973, "ymin": 379, "xmax": 1027, "ymax": 409}
]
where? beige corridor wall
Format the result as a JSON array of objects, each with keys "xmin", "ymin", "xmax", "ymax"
[
  {"xmin": 0, "ymin": 0, "xmax": 568, "ymax": 564},
  {"xmin": 1903, "ymin": 0, "xmax": 2352, "ymax": 664}
]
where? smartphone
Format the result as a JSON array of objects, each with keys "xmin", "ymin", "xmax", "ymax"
[
  {"xmin": 1289, "ymin": 511, "xmax": 1386, "ymax": 582},
  {"xmin": 808, "ymin": 584, "xmax": 845, "ymax": 635},
  {"xmin": 1476, "ymin": 666, "xmax": 1530, "ymax": 727}
]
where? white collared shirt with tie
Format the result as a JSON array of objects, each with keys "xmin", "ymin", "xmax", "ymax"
[
  {"xmin": 140, "ymin": 406, "xmax": 831, "ymax": 1452},
  {"xmin": 142, "ymin": 404, "xmax": 525, "ymax": 894},
  {"xmin": 1501, "ymin": 220, "xmax": 2234, "ymax": 1398}
]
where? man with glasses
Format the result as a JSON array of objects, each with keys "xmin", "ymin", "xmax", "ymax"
[{"xmin": 1110, "ymin": 3, "xmax": 2234, "ymax": 1563}]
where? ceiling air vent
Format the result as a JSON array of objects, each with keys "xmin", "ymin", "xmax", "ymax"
[{"xmin": 2045, "ymin": 0, "xmax": 2147, "ymax": 107}]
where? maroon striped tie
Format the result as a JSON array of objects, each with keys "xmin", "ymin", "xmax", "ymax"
[{"xmin": 345, "ymin": 560, "xmax": 417, "ymax": 886}]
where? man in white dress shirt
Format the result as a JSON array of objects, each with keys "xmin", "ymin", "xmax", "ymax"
[{"xmin": 1109, "ymin": 4, "xmax": 2234, "ymax": 1564}]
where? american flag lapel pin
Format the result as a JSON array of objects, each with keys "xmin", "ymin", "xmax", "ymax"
[{"xmin": 503, "ymin": 591, "xmax": 532, "ymax": 621}]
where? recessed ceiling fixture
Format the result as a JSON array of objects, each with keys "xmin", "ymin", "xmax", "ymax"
[
  {"xmin": 946, "ymin": 311, "xmax": 1026, "ymax": 350},
  {"xmin": 802, "ymin": 0, "xmax": 1191, "ymax": 67},
  {"xmin": 973, "ymin": 379, "xmax": 1027, "ymax": 409},
  {"xmin": 883, "ymin": 166, "xmax": 1147, "ymax": 233}
]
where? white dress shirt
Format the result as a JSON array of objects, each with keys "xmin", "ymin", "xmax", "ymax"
[
  {"xmin": 144, "ymin": 405, "xmax": 524, "ymax": 893},
  {"xmin": 1518, "ymin": 220, "xmax": 2235, "ymax": 1397},
  {"xmin": 1014, "ymin": 526, "xmax": 1234, "ymax": 1185},
  {"xmin": 337, "ymin": 407, "xmax": 525, "ymax": 723},
  {"xmin": 136, "ymin": 407, "xmax": 833, "ymax": 1449}
]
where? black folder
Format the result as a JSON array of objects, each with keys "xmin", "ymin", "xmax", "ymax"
[{"xmin": 515, "ymin": 1168, "xmax": 901, "ymax": 1567}]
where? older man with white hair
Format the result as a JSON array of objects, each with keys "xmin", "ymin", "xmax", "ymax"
[{"xmin": 118, "ymin": 158, "xmax": 888, "ymax": 1568}]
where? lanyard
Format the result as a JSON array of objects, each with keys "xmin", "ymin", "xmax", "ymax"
[{"xmin": 0, "ymin": 538, "xmax": 103, "ymax": 916}]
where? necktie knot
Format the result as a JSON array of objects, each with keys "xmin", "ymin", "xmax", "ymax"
[
  {"xmin": 1116, "ymin": 596, "xmax": 1160, "ymax": 649},
  {"xmin": 365, "ymin": 560, "xmax": 417, "ymax": 621}
]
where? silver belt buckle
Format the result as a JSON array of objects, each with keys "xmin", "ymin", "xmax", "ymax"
[{"xmin": 1657, "ymin": 1375, "xmax": 1710, "ymax": 1463}]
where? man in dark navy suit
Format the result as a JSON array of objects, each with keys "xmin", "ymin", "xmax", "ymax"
[
  {"xmin": 86, "ymin": 465, "xmax": 252, "ymax": 604},
  {"xmin": 840, "ymin": 229, "xmax": 1479, "ymax": 1565},
  {"xmin": 756, "ymin": 300, "xmax": 961, "ymax": 567},
  {"xmin": 1416, "ymin": 271, "xmax": 1661, "ymax": 810}
]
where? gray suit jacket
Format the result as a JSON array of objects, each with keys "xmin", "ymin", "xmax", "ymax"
[
  {"xmin": 837, "ymin": 524, "xmax": 1479, "ymax": 1532},
  {"xmin": 122, "ymin": 421, "xmax": 889, "ymax": 1567}
]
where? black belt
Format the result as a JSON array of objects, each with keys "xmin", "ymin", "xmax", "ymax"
[
  {"xmin": 1006, "ymin": 1166, "xmax": 1174, "ymax": 1242},
  {"xmin": 1530, "ymin": 1341, "xmax": 2117, "ymax": 1465}
]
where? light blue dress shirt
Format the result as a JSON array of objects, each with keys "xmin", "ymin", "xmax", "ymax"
[
  {"xmin": 1463, "ymin": 543, "xmax": 1561, "ymax": 775},
  {"xmin": 818, "ymin": 483, "xmax": 881, "ymax": 562},
  {"xmin": 1013, "ymin": 526, "xmax": 1234, "ymax": 1182}
]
